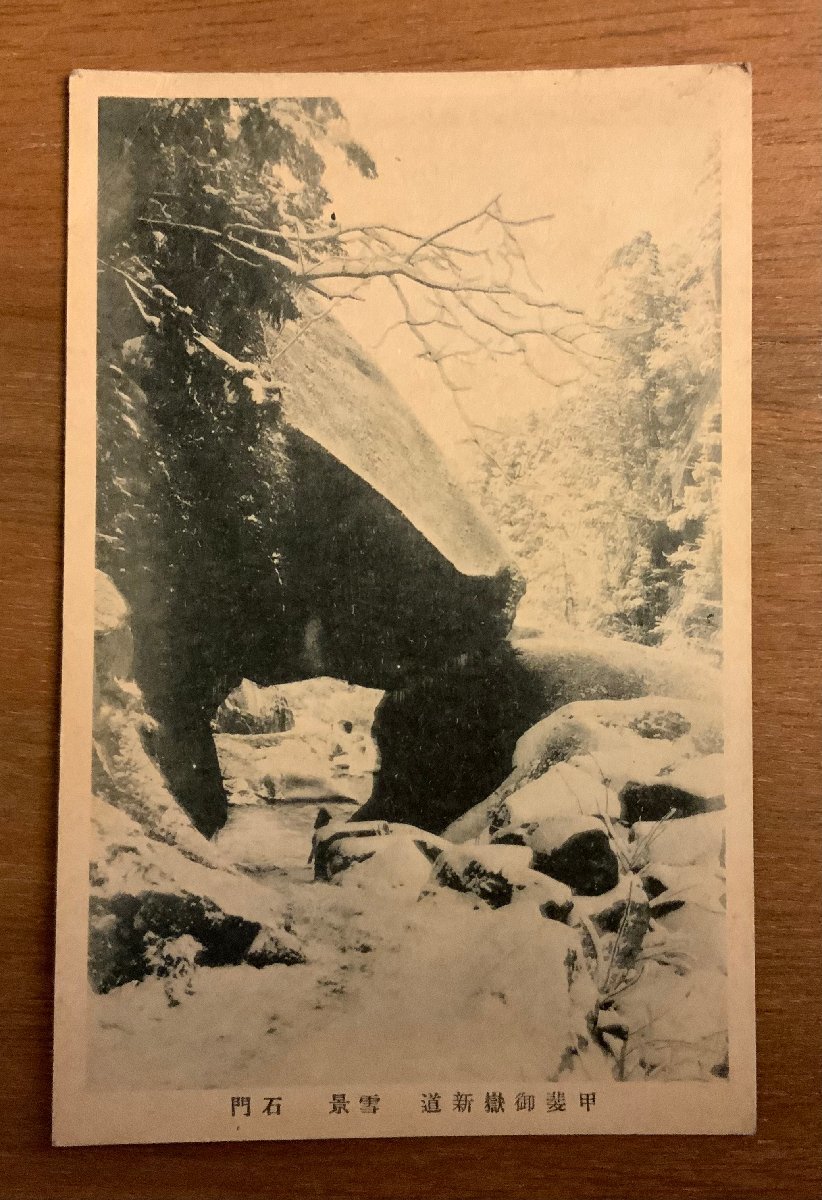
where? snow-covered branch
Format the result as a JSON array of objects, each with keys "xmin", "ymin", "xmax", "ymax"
[{"xmin": 138, "ymin": 196, "xmax": 609, "ymax": 397}]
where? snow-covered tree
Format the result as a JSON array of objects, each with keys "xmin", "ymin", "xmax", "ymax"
[{"xmin": 470, "ymin": 191, "xmax": 722, "ymax": 656}]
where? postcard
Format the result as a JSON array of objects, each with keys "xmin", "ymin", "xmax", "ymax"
[{"xmin": 55, "ymin": 65, "xmax": 753, "ymax": 1144}]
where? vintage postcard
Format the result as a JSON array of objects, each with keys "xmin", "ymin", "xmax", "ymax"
[{"xmin": 55, "ymin": 66, "xmax": 753, "ymax": 1144}]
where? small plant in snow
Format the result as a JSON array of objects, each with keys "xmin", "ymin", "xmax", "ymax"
[{"xmin": 144, "ymin": 933, "xmax": 200, "ymax": 1007}]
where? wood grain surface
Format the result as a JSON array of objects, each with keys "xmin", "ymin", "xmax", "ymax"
[{"xmin": 1, "ymin": 2, "xmax": 820, "ymax": 1197}]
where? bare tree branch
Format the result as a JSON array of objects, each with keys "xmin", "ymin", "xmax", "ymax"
[{"xmin": 122, "ymin": 195, "xmax": 611, "ymax": 462}]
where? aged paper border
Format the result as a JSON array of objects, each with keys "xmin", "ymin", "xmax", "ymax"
[{"xmin": 54, "ymin": 65, "xmax": 754, "ymax": 1145}]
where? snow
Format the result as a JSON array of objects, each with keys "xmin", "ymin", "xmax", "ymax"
[
  {"xmin": 440, "ymin": 842, "xmax": 534, "ymax": 878},
  {"xmin": 213, "ymin": 801, "xmax": 358, "ymax": 876},
  {"xmin": 515, "ymin": 631, "xmax": 723, "ymax": 710},
  {"xmin": 94, "ymin": 568, "xmax": 129, "ymax": 634},
  {"xmin": 89, "ymin": 837, "xmax": 605, "ymax": 1088},
  {"xmin": 447, "ymin": 692, "xmax": 723, "ymax": 844},
  {"xmin": 609, "ymin": 963, "xmax": 727, "ymax": 1081},
  {"xmin": 512, "ymin": 694, "xmax": 721, "ymax": 774},
  {"xmin": 214, "ymin": 676, "xmax": 382, "ymax": 807},
  {"xmin": 88, "ymin": 586, "xmax": 727, "ymax": 1092},
  {"xmin": 663, "ymin": 754, "xmax": 724, "ymax": 801},
  {"xmin": 632, "ymin": 811, "xmax": 725, "ymax": 868},
  {"xmin": 502, "ymin": 764, "xmax": 620, "ymax": 825}
]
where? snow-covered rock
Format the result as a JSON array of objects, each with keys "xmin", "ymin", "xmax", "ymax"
[
  {"xmin": 90, "ymin": 880, "xmax": 610, "ymax": 1089},
  {"xmin": 618, "ymin": 752, "xmax": 724, "ymax": 823},
  {"xmin": 662, "ymin": 753, "xmax": 725, "ymax": 799},
  {"xmin": 494, "ymin": 813, "xmax": 620, "ymax": 896},
  {"xmin": 592, "ymin": 803, "xmax": 728, "ymax": 1080},
  {"xmin": 641, "ymin": 861, "xmax": 725, "ymax": 913},
  {"xmin": 90, "ymin": 575, "xmax": 308, "ymax": 996},
  {"xmin": 89, "ymin": 798, "xmax": 305, "ymax": 993},
  {"xmin": 607, "ymin": 962, "xmax": 727, "ymax": 1081},
  {"xmin": 93, "ymin": 571, "xmax": 227, "ymax": 867},
  {"xmin": 430, "ymin": 843, "xmax": 574, "ymax": 918},
  {"xmin": 631, "ymin": 810, "xmax": 725, "ymax": 868},
  {"xmin": 331, "ymin": 835, "xmax": 438, "ymax": 897},
  {"xmin": 88, "ymin": 573, "xmax": 726, "ymax": 1089},
  {"xmin": 513, "ymin": 695, "xmax": 721, "ymax": 777},
  {"xmin": 653, "ymin": 904, "xmax": 726, "ymax": 975},
  {"xmin": 641, "ymin": 860, "xmax": 727, "ymax": 972},
  {"xmin": 313, "ymin": 820, "xmax": 446, "ymax": 882},
  {"xmin": 244, "ymin": 928, "xmax": 306, "ymax": 969},
  {"xmin": 514, "ymin": 630, "xmax": 722, "ymax": 710},
  {"xmin": 445, "ymin": 694, "xmax": 723, "ymax": 846},
  {"xmin": 429, "ymin": 689, "xmax": 727, "ymax": 1085},
  {"xmin": 493, "ymin": 761, "xmax": 618, "ymax": 829},
  {"xmin": 213, "ymin": 678, "xmax": 294, "ymax": 735}
]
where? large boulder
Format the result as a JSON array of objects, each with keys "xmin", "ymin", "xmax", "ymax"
[
  {"xmin": 444, "ymin": 694, "xmax": 723, "ymax": 844},
  {"xmin": 513, "ymin": 630, "xmax": 722, "ymax": 710},
  {"xmin": 511, "ymin": 695, "xmax": 722, "ymax": 784},
  {"xmin": 491, "ymin": 762, "xmax": 618, "ymax": 831},
  {"xmin": 100, "ymin": 287, "xmax": 529, "ymax": 839},
  {"xmin": 90, "ymin": 576, "xmax": 306, "ymax": 997},
  {"xmin": 92, "ymin": 571, "xmax": 226, "ymax": 866}
]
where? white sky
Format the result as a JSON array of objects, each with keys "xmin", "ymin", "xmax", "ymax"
[{"xmin": 315, "ymin": 68, "xmax": 725, "ymax": 467}]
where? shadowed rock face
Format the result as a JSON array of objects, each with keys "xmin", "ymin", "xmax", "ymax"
[
  {"xmin": 357, "ymin": 642, "xmax": 552, "ymax": 834},
  {"xmin": 281, "ymin": 431, "xmax": 523, "ymax": 693},
  {"xmin": 101, "ymin": 438, "xmax": 524, "ymax": 837},
  {"xmin": 97, "ymin": 315, "xmax": 525, "ymax": 838},
  {"xmin": 275, "ymin": 312, "xmax": 506, "ymax": 580},
  {"xmin": 101, "ymin": 312, "xmax": 704, "ymax": 842}
]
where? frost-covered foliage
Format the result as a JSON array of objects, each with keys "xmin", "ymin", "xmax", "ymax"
[
  {"xmin": 471, "ymin": 164, "xmax": 722, "ymax": 658},
  {"xmin": 96, "ymin": 98, "xmax": 376, "ymax": 656}
]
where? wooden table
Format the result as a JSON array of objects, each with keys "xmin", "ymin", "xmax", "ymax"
[{"xmin": 1, "ymin": 2, "xmax": 819, "ymax": 1196}]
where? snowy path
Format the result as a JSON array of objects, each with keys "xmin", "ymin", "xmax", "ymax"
[{"xmin": 214, "ymin": 799, "xmax": 358, "ymax": 880}]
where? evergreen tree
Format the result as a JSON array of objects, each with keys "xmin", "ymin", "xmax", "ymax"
[{"xmin": 469, "ymin": 211, "xmax": 722, "ymax": 655}]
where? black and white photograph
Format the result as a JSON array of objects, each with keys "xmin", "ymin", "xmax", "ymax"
[{"xmin": 55, "ymin": 66, "xmax": 754, "ymax": 1144}]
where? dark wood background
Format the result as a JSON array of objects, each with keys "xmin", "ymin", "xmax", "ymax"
[{"xmin": 1, "ymin": 2, "xmax": 820, "ymax": 1197}]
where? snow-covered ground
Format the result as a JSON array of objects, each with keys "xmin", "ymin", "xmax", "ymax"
[
  {"xmin": 88, "ymin": 580, "xmax": 727, "ymax": 1093},
  {"xmin": 89, "ymin": 853, "xmax": 606, "ymax": 1088},
  {"xmin": 210, "ymin": 677, "xmax": 378, "ymax": 878},
  {"xmin": 89, "ymin": 673, "xmax": 609, "ymax": 1088}
]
